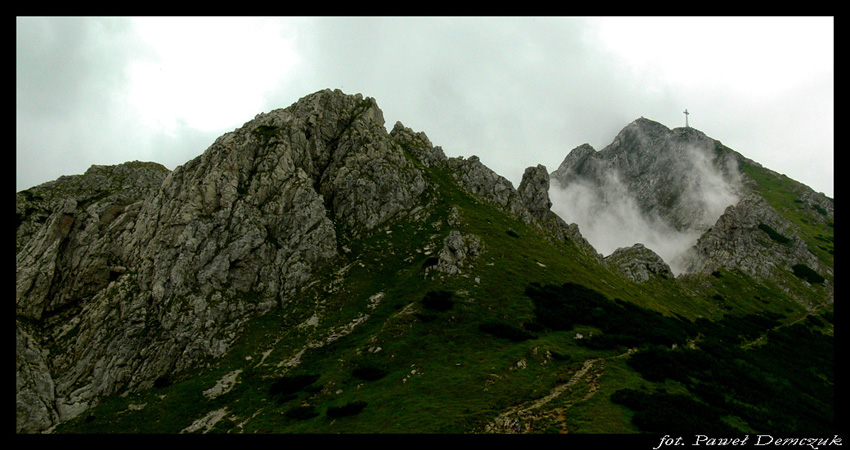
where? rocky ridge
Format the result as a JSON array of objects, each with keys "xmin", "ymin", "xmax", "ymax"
[
  {"xmin": 16, "ymin": 90, "xmax": 834, "ymax": 434},
  {"xmin": 604, "ymin": 243, "xmax": 674, "ymax": 283},
  {"xmin": 18, "ymin": 89, "xmax": 432, "ymax": 432},
  {"xmin": 549, "ymin": 117, "xmax": 833, "ymax": 292},
  {"xmin": 551, "ymin": 118, "xmax": 743, "ymax": 235},
  {"xmin": 16, "ymin": 89, "xmax": 593, "ymax": 433}
]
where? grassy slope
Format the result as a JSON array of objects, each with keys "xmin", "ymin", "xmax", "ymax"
[{"xmin": 53, "ymin": 152, "xmax": 833, "ymax": 434}]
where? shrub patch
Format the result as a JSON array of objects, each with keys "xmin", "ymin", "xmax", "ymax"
[
  {"xmin": 352, "ymin": 366, "xmax": 388, "ymax": 381},
  {"xmin": 284, "ymin": 406, "xmax": 319, "ymax": 421},
  {"xmin": 792, "ymin": 264, "xmax": 825, "ymax": 284},
  {"xmin": 326, "ymin": 401, "xmax": 367, "ymax": 418},
  {"xmin": 526, "ymin": 282, "xmax": 688, "ymax": 347},
  {"xmin": 153, "ymin": 375, "xmax": 172, "ymax": 389},
  {"xmin": 478, "ymin": 322, "xmax": 536, "ymax": 342},
  {"xmin": 758, "ymin": 223, "xmax": 791, "ymax": 244},
  {"xmin": 421, "ymin": 290, "xmax": 454, "ymax": 311},
  {"xmin": 269, "ymin": 374, "xmax": 320, "ymax": 398}
]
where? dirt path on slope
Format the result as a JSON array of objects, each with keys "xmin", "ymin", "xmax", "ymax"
[{"xmin": 481, "ymin": 349, "xmax": 635, "ymax": 434}]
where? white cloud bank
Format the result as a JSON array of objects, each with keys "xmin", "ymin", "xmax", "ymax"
[{"xmin": 549, "ymin": 141, "xmax": 743, "ymax": 275}]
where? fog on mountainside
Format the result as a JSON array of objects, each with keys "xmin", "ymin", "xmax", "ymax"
[{"xmin": 548, "ymin": 132, "xmax": 743, "ymax": 275}]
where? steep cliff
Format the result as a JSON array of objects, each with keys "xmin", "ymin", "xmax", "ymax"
[
  {"xmin": 551, "ymin": 118, "xmax": 743, "ymax": 233},
  {"xmin": 16, "ymin": 90, "xmax": 834, "ymax": 434},
  {"xmin": 549, "ymin": 117, "xmax": 833, "ymax": 302},
  {"xmin": 16, "ymin": 89, "xmax": 590, "ymax": 433},
  {"xmin": 17, "ymin": 89, "xmax": 433, "ymax": 432}
]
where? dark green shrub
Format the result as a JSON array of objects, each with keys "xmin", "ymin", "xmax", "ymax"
[
  {"xmin": 421, "ymin": 290, "xmax": 454, "ymax": 311},
  {"xmin": 522, "ymin": 321, "xmax": 545, "ymax": 332},
  {"xmin": 414, "ymin": 313, "xmax": 438, "ymax": 322},
  {"xmin": 758, "ymin": 223, "xmax": 791, "ymax": 244},
  {"xmin": 506, "ymin": 229, "xmax": 520, "ymax": 238},
  {"xmin": 625, "ymin": 346, "xmax": 687, "ymax": 383},
  {"xmin": 806, "ymin": 315, "xmax": 825, "ymax": 328},
  {"xmin": 792, "ymin": 264, "xmax": 825, "ymax": 284},
  {"xmin": 527, "ymin": 283, "xmax": 605, "ymax": 331},
  {"xmin": 284, "ymin": 406, "xmax": 319, "ymax": 421},
  {"xmin": 253, "ymin": 124, "xmax": 279, "ymax": 139},
  {"xmin": 269, "ymin": 374, "xmax": 320, "ymax": 398},
  {"xmin": 211, "ymin": 417, "xmax": 237, "ymax": 432},
  {"xmin": 619, "ymin": 317, "xmax": 834, "ymax": 434},
  {"xmin": 153, "ymin": 375, "xmax": 172, "ymax": 389},
  {"xmin": 352, "ymin": 366, "xmax": 387, "ymax": 381},
  {"xmin": 578, "ymin": 333, "xmax": 639, "ymax": 350},
  {"xmin": 327, "ymin": 401, "xmax": 367, "ymax": 418},
  {"xmin": 421, "ymin": 256, "xmax": 439, "ymax": 269},
  {"xmin": 526, "ymin": 283, "xmax": 688, "ymax": 347},
  {"xmin": 478, "ymin": 322, "xmax": 536, "ymax": 342},
  {"xmin": 611, "ymin": 388, "xmax": 735, "ymax": 434},
  {"xmin": 549, "ymin": 350, "xmax": 571, "ymax": 361}
]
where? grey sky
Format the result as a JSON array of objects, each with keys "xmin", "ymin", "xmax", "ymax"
[{"xmin": 16, "ymin": 16, "xmax": 834, "ymax": 197}]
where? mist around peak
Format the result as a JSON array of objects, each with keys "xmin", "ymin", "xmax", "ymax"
[
  {"xmin": 549, "ymin": 136, "xmax": 743, "ymax": 276},
  {"xmin": 549, "ymin": 174, "xmax": 700, "ymax": 275}
]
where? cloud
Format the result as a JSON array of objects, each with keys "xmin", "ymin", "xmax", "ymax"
[
  {"xmin": 16, "ymin": 17, "xmax": 303, "ymax": 191},
  {"xmin": 550, "ymin": 172, "xmax": 703, "ymax": 275},
  {"xmin": 126, "ymin": 17, "xmax": 302, "ymax": 134},
  {"xmin": 17, "ymin": 17, "xmax": 148, "ymax": 186},
  {"xmin": 678, "ymin": 142, "xmax": 742, "ymax": 226},
  {"xmin": 548, "ymin": 134, "xmax": 744, "ymax": 275},
  {"xmin": 16, "ymin": 17, "xmax": 832, "ymax": 199}
]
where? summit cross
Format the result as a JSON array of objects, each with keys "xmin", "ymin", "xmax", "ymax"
[{"xmin": 684, "ymin": 109, "xmax": 690, "ymax": 128}]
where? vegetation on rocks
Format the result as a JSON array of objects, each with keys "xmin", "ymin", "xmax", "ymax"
[{"xmin": 17, "ymin": 89, "xmax": 833, "ymax": 435}]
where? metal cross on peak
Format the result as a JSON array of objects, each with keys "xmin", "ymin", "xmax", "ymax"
[{"xmin": 683, "ymin": 109, "xmax": 690, "ymax": 128}]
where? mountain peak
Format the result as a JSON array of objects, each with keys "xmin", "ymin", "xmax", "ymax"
[
  {"xmin": 16, "ymin": 90, "xmax": 834, "ymax": 435},
  {"xmin": 549, "ymin": 116, "xmax": 745, "ymax": 272}
]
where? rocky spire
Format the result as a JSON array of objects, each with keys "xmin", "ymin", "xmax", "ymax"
[{"xmin": 16, "ymin": 89, "xmax": 432, "ymax": 432}]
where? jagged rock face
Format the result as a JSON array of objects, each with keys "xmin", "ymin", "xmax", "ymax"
[
  {"xmin": 17, "ymin": 91, "xmax": 831, "ymax": 434},
  {"xmin": 548, "ymin": 117, "xmax": 833, "ymax": 303},
  {"xmin": 681, "ymin": 193, "xmax": 828, "ymax": 282},
  {"xmin": 516, "ymin": 165, "xmax": 602, "ymax": 260},
  {"xmin": 443, "ymin": 155, "xmax": 531, "ymax": 220},
  {"xmin": 427, "ymin": 229, "xmax": 484, "ymax": 276},
  {"xmin": 15, "ymin": 89, "xmax": 430, "ymax": 433},
  {"xmin": 125, "ymin": 89, "xmax": 426, "ymax": 305},
  {"xmin": 16, "ymin": 162, "xmax": 170, "ymax": 320},
  {"xmin": 390, "ymin": 121, "xmax": 447, "ymax": 168},
  {"xmin": 604, "ymin": 243, "xmax": 674, "ymax": 283},
  {"xmin": 16, "ymin": 162, "xmax": 170, "ymax": 432},
  {"xmin": 551, "ymin": 118, "xmax": 743, "ymax": 233},
  {"xmin": 389, "ymin": 132, "xmax": 601, "ymax": 261},
  {"xmin": 517, "ymin": 165, "xmax": 553, "ymax": 217}
]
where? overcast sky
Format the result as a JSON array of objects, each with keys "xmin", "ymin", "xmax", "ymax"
[{"xmin": 16, "ymin": 16, "xmax": 834, "ymax": 197}]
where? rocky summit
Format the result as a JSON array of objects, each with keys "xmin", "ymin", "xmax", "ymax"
[{"xmin": 17, "ymin": 90, "xmax": 834, "ymax": 434}]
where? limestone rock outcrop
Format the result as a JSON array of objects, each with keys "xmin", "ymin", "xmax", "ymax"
[
  {"xmin": 551, "ymin": 118, "xmax": 744, "ymax": 235},
  {"xmin": 516, "ymin": 164, "xmax": 602, "ymax": 260},
  {"xmin": 15, "ymin": 89, "xmax": 430, "ymax": 433},
  {"xmin": 390, "ymin": 121, "xmax": 447, "ymax": 168},
  {"xmin": 681, "ymin": 193, "xmax": 830, "ymax": 281},
  {"xmin": 604, "ymin": 243, "xmax": 674, "ymax": 283},
  {"xmin": 427, "ymin": 229, "xmax": 485, "ymax": 276},
  {"xmin": 17, "ymin": 89, "xmax": 831, "ymax": 434},
  {"xmin": 442, "ymin": 155, "xmax": 530, "ymax": 220},
  {"xmin": 391, "ymin": 123, "xmax": 601, "ymax": 260}
]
